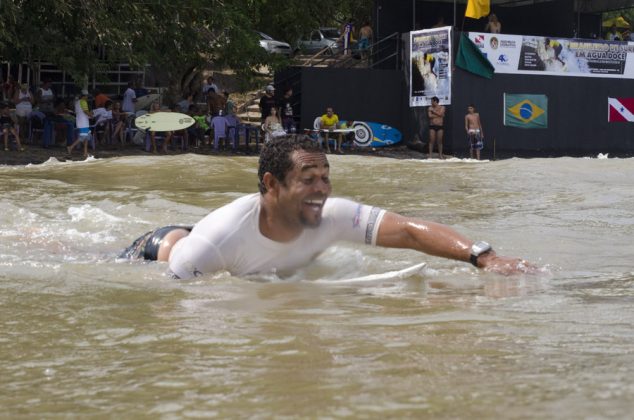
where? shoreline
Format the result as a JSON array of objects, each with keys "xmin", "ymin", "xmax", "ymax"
[
  {"xmin": 2, "ymin": 142, "xmax": 627, "ymax": 166},
  {"xmin": 0, "ymin": 142, "xmax": 430, "ymax": 166}
]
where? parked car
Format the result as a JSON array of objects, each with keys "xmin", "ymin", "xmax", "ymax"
[
  {"xmin": 256, "ymin": 31, "xmax": 292, "ymax": 57},
  {"xmin": 297, "ymin": 27, "xmax": 341, "ymax": 54}
]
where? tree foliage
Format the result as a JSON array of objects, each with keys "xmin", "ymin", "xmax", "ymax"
[{"xmin": 0, "ymin": 0, "xmax": 372, "ymax": 99}]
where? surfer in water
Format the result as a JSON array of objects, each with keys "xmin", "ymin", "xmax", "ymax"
[{"xmin": 121, "ymin": 135, "xmax": 535, "ymax": 279}]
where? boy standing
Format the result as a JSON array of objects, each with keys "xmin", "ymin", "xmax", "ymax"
[
  {"xmin": 465, "ymin": 104, "xmax": 484, "ymax": 160},
  {"xmin": 67, "ymin": 90, "xmax": 93, "ymax": 158}
]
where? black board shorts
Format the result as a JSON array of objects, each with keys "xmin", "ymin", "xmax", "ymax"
[{"xmin": 119, "ymin": 225, "xmax": 192, "ymax": 261}]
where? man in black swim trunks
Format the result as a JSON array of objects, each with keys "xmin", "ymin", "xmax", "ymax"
[
  {"xmin": 119, "ymin": 225, "xmax": 192, "ymax": 261},
  {"xmin": 427, "ymin": 96, "xmax": 446, "ymax": 159}
]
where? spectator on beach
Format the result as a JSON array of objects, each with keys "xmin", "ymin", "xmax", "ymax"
[
  {"xmin": 67, "ymin": 90, "xmax": 93, "ymax": 158},
  {"xmin": 93, "ymin": 100, "xmax": 114, "ymax": 144},
  {"xmin": 278, "ymin": 87, "xmax": 296, "ymax": 133},
  {"xmin": 3, "ymin": 75, "xmax": 19, "ymax": 103},
  {"xmin": 263, "ymin": 107, "xmax": 286, "ymax": 143},
  {"xmin": 1, "ymin": 102, "xmax": 24, "ymax": 151},
  {"xmin": 122, "ymin": 81, "xmax": 137, "ymax": 113},
  {"xmin": 177, "ymin": 94, "xmax": 193, "ymax": 113},
  {"xmin": 223, "ymin": 91, "xmax": 235, "ymax": 116},
  {"xmin": 93, "ymin": 89, "xmax": 111, "ymax": 109},
  {"xmin": 169, "ymin": 103, "xmax": 189, "ymax": 150},
  {"xmin": 427, "ymin": 96, "xmax": 446, "ymax": 159},
  {"xmin": 465, "ymin": 104, "xmax": 484, "ymax": 160},
  {"xmin": 13, "ymin": 83, "xmax": 33, "ymax": 143},
  {"xmin": 605, "ymin": 24, "xmax": 622, "ymax": 41},
  {"xmin": 188, "ymin": 105, "xmax": 209, "ymax": 147},
  {"xmin": 36, "ymin": 79, "xmax": 55, "ymax": 115},
  {"xmin": 484, "ymin": 14, "xmax": 501, "ymax": 34},
  {"xmin": 207, "ymin": 88, "xmax": 226, "ymax": 117},
  {"xmin": 259, "ymin": 85, "xmax": 277, "ymax": 125},
  {"xmin": 111, "ymin": 101, "xmax": 127, "ymax": 147},
  {"xmin": 202, "ymin": 76, "xmax": 219, "ymax": 97},
  {"xmin": 147, "ymin": 100, "xmax": 173, "ymax": 153},
  {"xmin": 52, "ymin": 99, "xmax": 75, "ymax": 146},
  {"xmin": 319, "ymin": 106, "xmax": 343, "ymax": 154}
]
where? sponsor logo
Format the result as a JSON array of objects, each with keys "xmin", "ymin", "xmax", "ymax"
[
  {"xmin": 474, "ymin": 35, "xmax": 485, "ymax": 48},
  {"xmin": 490, "ymin": 37, "xmax": 499, "ymax": 50},
  {"xmin": 497, "ymin": 54, "xmax": 509, "ymax": 64}
]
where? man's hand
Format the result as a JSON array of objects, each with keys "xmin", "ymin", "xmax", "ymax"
[{"xmin": 477, "ymin": 252, "xmax": 538, "ymax": 275}]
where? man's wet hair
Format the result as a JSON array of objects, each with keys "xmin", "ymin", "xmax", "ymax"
[{"xmin": 258, "ymin": 135, "xmax": 323, "ymax": 194}]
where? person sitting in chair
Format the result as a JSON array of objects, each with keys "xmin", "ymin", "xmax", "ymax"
[
  {"xmin": 319, "ymin": 106, "xmax": 343, "ymax": 153},
  {"xmin": 263, "ymin": 107, "xmax": 286, "ymax": 143}
]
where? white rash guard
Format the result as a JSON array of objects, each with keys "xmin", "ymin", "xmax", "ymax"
[{"xmin": 168, "ymin": 193, "xmax": 386, "ymax": 279}]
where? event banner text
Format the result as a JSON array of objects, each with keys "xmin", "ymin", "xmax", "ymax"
[{"xmin": 467, "ymin": 32, "xmax": 634, "ymax": 79}]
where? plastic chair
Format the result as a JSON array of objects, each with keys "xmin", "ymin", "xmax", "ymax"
[
  {"xmin": 225, "ymin": 114, "xmax": 239, "ymax": 148},
  {"xmin": 91, "ymin": 119, "xmax": 112, "ymax": 146},
  {"xmin": 210, "ymin": 115, "xmax": 229, "ymax": 151},
  {"xmin": 28, "ymin": 113, "xmax": 46, "ymax": 145}
]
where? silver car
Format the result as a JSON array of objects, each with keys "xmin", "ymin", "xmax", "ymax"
[
  {"xmin": 297, "ymin": 27, "xmax": 341, "ymax": 54},
  {"xmin": 256, "ymin": 31, "xmax": 292, "ymax": 57}
]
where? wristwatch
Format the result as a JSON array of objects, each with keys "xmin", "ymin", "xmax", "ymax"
[{"xmin": 470, "ymin": 241, "xmax": 492, "ymax": 267}]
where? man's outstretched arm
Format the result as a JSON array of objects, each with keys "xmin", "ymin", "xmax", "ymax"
[{"xmin": 376, "ymin": 212, "xmax": 534, "ymax": 275}]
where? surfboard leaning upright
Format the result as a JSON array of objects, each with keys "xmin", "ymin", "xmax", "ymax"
[{"xmin": 134, "ymin": 112, "xmax": 196, "ymax": 132}]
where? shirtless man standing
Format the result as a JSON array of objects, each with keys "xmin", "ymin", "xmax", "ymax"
[
  {"xmin": 465, "ymin": 104, "xmax": 484, "ymax": 160},
  {"xmin": 427, "ymin": 96, "xmax": 446, "ymax": 159}
]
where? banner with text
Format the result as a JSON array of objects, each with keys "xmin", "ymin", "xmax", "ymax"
[
  {"xmin": 468, "ymin": 32, "xmax": 634, "ymax": 79},
  {"xmin": 410, "ymin": 27, "xmax": 452, "ymax": 107}
]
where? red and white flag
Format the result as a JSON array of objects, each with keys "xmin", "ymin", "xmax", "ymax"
[{"xmin": 608, "ymin": 97, "xmax": 634, "ymax": 122}]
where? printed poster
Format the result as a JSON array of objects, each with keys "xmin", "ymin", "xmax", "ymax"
[{"xmin": 410, "ymin": 27, "xmax": 452, "ymax": 107}]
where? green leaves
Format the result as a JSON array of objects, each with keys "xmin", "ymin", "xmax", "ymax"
[{"xmin": 0, "ymin": 0, "xmax": 372, "ymax": 94}]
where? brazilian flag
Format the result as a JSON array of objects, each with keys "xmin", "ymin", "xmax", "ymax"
[{"xmin": 504, "ymin": 94, "xmax": 548, "ymax": 129}]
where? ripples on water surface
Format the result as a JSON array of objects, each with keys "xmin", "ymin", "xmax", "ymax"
[{"xmin": 1, "ymin": 154, "xmax": 633, "ymax": 418}]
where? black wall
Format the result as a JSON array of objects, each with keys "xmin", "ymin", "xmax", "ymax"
[
  {"xmin": 287, "ymin": 63, "xmax": 634, "ymax": 157},
  {"xmin": 452, "ymin": 69, "xmax": 634, "ymax": 157},
  {"xmin": 299, "ymin": 67, "xmax": 406, "ymax": 133}
]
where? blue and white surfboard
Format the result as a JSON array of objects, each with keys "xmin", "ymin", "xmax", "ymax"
[
  {"xmin": 312, "ymin": 117, "xmax": 402, "ymax": 148},
  {"xmin": 351, "ymin": 121, "xmax": 402, "ymax": 148}
]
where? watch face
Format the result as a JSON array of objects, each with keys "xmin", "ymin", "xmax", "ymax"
[{"xmin": 472, "ymin": 241, "xmax": 491, "ymax": 255}]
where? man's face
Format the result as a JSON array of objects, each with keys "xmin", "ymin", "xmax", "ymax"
[
  {"xmin": 326, "ymin": 108, "xmax": 333, "ymax": 117},
  {"xmin": 277, "ymin": 150, "xmax": 331, "ymax": 228},
  {"xmin": 467, "ymin": 106, "xmax": 474, "ymax": 114}
]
